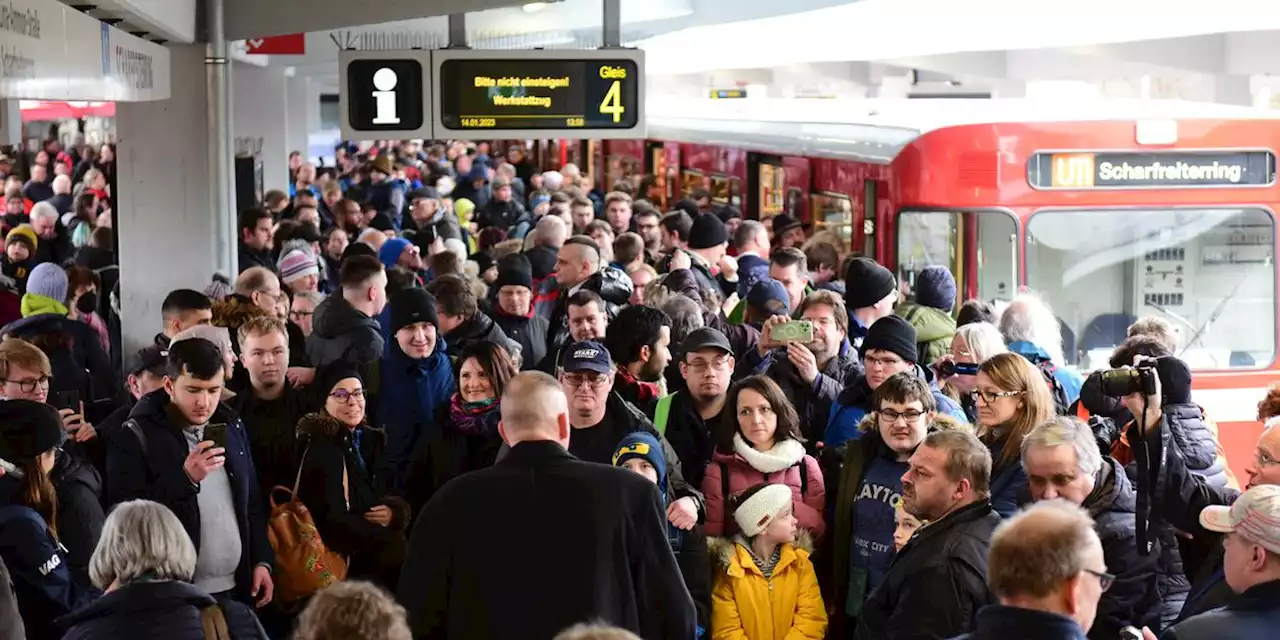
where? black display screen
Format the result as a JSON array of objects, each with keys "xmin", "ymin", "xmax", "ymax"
[
  {"xmin": 1028, "ymin": 151, "xmax": 1276, "ymax": 189},
  {"xmin": 438, "ymin": 58, "xmax": 640, "ymax": 131}
]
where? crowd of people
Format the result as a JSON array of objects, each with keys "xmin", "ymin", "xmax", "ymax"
[{"xmin": 0, "ymin": 137, "xmax": 1276, "ymax": 640}]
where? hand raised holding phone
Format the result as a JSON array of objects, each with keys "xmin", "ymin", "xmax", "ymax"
[{"xmin": 184, "ymin": 441, "xmax": 225, "ymax": 483}]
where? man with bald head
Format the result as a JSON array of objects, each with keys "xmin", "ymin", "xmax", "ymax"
[
  {"xmin": 398, "ymin": 371, "xmax": 695, "ymax": 640},
  {"xmin": 955, "ymin": 500, "xmax": 1107, "ymax": 639}
]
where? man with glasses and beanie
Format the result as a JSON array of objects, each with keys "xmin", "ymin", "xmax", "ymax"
[
  {"xmin": 826, "ymin": 315, "xmax": 966, "ymax": 450},
  {"xmin": 554, "ymin": 340, "xmax": 705, "ymax": 531},
  {"xmin": 955, "ymin": 500, "xmax": 1109, "ymax": 640},
  {"xmin": 828, "ymin": 372, "xmax": 970, "ymax": 638}
]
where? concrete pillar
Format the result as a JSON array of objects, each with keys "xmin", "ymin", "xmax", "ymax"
[
  {"xmin": 232, "ymin": 63, "xmax": 289, "ymax": 192},
  {"xmin": 115, "ymin": 45, "xmax": 224, "ymax": 356},
  {"xmin": 285, "ymin": 72, "xmax": 311, "ymax": 164}
]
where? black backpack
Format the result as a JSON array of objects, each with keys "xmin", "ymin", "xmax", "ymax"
[{"xmin": 1036, "ymin": 360, "xmax": 1072, "ymax": 416}]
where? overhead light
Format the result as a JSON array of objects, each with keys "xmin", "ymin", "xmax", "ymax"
[{"xmin": 523, "ymin": 2, "xmax": 548, "ymax": 12}]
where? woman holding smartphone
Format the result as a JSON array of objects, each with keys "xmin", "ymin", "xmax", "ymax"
[{"xmin": 0, "ymin": 399, "xmax": 95, "ymax": 639}]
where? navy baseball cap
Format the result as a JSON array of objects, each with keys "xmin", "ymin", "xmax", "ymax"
[
  {"xmin": 747, "ymin": 279, "xmax": 791, "ymax": 316},
  {"xmin": 561, "ymin": 340, "xmax": 613, "ymax": 375}
]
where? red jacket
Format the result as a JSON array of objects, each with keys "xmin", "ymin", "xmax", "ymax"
[{"xmin": 701, "ymin": 434, "xmax": 826, "ymax": 541}]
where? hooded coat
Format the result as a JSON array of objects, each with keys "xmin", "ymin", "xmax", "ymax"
[
  {"xmin": 442, "ymin": 312, "xmax": 522, "ymax": 364},
  {"xmin": 58, "ymin": 580, "xmax": 268, "ymax": 640},
  {"xmin": 824, "ymin": 365, "xmax": 968, "ymax": 449},
  {"xmin": 0, "ymin": 313, "xmax": 113, "ymax": 401},
  {"xmin": 701, "ymin": 435, "xmax": 826, "ymax": 541},
  {"xmin": 895, "ymin": 302, "xmax": 957, "ymax": 367},
  {"xmin": 708, "ymin": 531, "xmax": 828, "ymax": 640},
  {"xmin": 543, "ymin": 267, "xmax": 633, "ymax": 355},
  {"xmin": 295, "ymin": 413, "xmax": 409, "ymax": 589}
]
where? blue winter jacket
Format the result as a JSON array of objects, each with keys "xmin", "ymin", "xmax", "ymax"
[
  {"xmin": 824, "ymin": 364, "xmax": 968, "ymax": 448},
  {"xmin": 378, "ymin": 338, "xmax": 455, "ymax": 493},
  {"xmin": 1007, "ymin": 340, "xmax": 1084, "ymax": 405}
]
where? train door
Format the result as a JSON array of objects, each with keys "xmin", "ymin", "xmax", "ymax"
[
  {"xmin": 748, "ymin": 153, "xmax": 786, "ymax": 221},
  {"xmin": 895, "ymin": 208, "xmax": 1018, "ymax": 310},
  {"xmin": 645, "ymin": 141, "xmax": 666, "ymax": 209}
]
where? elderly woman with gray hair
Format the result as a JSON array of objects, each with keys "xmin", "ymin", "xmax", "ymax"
[{"xmin": 58, "ymin": 499, "xmax": 268, "ymax": 639}]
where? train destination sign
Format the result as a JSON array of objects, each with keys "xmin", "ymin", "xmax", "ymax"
[
  {"xmin": 1028, "ymin": 151, "xmax": 1276, "ymax": 189},
  {"xmin": 432, "ymin": 49, "xmax": 645, "ymax": 140}
]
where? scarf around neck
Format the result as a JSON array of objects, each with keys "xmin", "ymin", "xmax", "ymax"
[{"xmin": 449, "ymin": 392, "xmax": 501, "ymax": 437}]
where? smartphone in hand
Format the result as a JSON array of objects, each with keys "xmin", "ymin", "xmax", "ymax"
[{"xmin": 204, "ymin": 423, "xmax": 229, "ymax": 450}]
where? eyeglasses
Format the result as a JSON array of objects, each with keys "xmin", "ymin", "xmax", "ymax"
[
  {"xmin": 1083, "ymin": 568, "xmax": 1115, "ymax": 592},
  {"xmin": 684, "ymin": 356, "xmax": 731, "ymax": 373},
  {"xmin": 865, "ymin": 355, "xmax": 905, "ymax": 369},
  {"xmin": 290, "ymin": 310, "xmax": 314, "ymax": 319},
  {"xmin": 3, "ymin": 376, "xmax": 50, "ymax": 393},
  {"xmin": 878, "ymin": 409, "xmax": 925, "ymax": 424},
  {"xmin": 563, "ymin": 373, "xmax": 610, "ymax": 389},
  {"xmin": 328, "ymin": 389, "xmax": 366, "ymax": 404},
  {"xmin": 970, "ymin": 389, "xmax": 1023, "ymax": 404},
  {"xmin": 1256, "ymin": 448, "xmax": 1280, "ymax": 469}
]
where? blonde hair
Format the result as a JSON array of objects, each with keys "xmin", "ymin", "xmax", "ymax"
[
  {"xmin": 979, "ymin": 353, "xmax": 1056, "ymax": 470},
  {"xmin": 293, "ymin": 581, "xmax": 411, "ymax": 640}
]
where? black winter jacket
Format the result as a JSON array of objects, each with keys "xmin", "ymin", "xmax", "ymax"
[
  {"xmin": 0, "ymin": 313, "xmax": 113, "ymax": 402},
  {"xmin": 1163, "ymin": 579, "xmax": 1280, "ymax": 640},
  {"xmin": 105, "ymin": 391, "xmax": 273, "ymax": 604},
  {"xmin": 643, "ymin": 390, "xmax": 720, "ymax": 490},
  {"xmin": 754, "ymin": 345, "xmax": 860, "ymax": 446},
  {"xmin": 544, "ymin": 267, "xmax": 633, "ymax": 355},
  {"xmin": 295, "ymin": 413, "xmax": 409, "ymax": 589},
  {"xmin": 1083, "ymin": 457, "xmax": 1163, "ymax": 640},
  {"xmin": 306, "ymin": 296, "xmax": 384, "ymax": 370},
  {"xmin": 854, "ymin": 499, "xmax": 1000, "ymax": 640},
  {"xmin": 954, "ymin": 605, "xmax": 1088, "ymax": 640},
  {"xmin": 58, "ymin": 580, "xmax": 267, "ymax": 640},
  {"xmin": 492, "ymin": 311, "xmax": 547, "ymax": 370},
  {"xmin": 0, "ymin": 555, "xmax": 22, "ymax": 640},
  {"xmin": 398, "ymin": 440, "xmax": 697, "ymax": 640},
  {"xmin": 50, "ymin": 447, "xmax": 105, "ymax": 589},
  {"xmin": 442, "ymin": 312, "xmax": 521, "ymax": 363}
]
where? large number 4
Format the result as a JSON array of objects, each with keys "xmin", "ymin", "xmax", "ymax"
[{"xmin": 600, "ymin": 80, "xmax": 624, "ymax": 123}]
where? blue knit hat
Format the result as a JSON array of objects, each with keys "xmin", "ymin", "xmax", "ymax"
[
  {"xmin": 914, "ymin": 265, "xmax": 957, "ymax": 312},
  {"xmin": 378, "ymin": 237, "xmax": 412, "ymax": 268},
  {"xmin": 613, "ymin": 431, "xmax": 667, "ymax": 490},
  {"xmin": 26, "ymin": 262, "xmax": 67, "ymax": 303}
]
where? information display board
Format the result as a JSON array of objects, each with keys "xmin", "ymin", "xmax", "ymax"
[
  {"xmin": 1027, "ymin": 150, "xmax": 1277, "ymax": 190},
  {"xmin": 431, "ymin": 49, "xmax": 645, "ymax": 140},
  {"xmin": 338, "ymin": 49, "xmax": 433, "ymax": 140}
]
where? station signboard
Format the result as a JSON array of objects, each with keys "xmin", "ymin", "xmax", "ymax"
[{"xmin": 431, "ymin": 49, "xmax": 644, "ymax": 140}]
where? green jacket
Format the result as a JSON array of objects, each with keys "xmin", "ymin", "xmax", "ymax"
[{"xmin": 896, "ymin": 302, "xmax": 956, "ymax": 365}]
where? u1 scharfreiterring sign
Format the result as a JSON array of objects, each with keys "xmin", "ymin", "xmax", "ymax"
[{"xmin": 431, "ymin": 48, "xmax": 645, "ymax": 140}]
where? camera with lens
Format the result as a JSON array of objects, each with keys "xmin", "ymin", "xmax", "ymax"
[{"xmin": 1099, "ymin": 361, "xmax": 1159, "ymax": 397}]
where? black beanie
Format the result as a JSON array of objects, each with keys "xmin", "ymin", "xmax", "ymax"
[
  {"xmin": 687, "ymin": 213, "xmax": 728, "ymax": 250},
  {"xmin": 844, "ymin": 257, "xmax": 896, "ymax": 310},
  {"xmin": 342, "ymin": 242, "xmax": 377, "ymax": 263},
  {"xmin": 389, "ymin": 288, "xmax": 440, "ymax": 335},
  {"xmin": 494, "ymin": 266, "xmax": 533, "ymax": 291},
  {"xmin": 0, "ymin": 400, "xmax": 63, "ymax": 461},
  {"xmin": 472, "ymin": 252, "xmax": 495, "ymax": 274},
  {"xmin": 861, "ymin": 315, "xmax": 919, "ymax": 363},
  {"xmin": 316, "ymin": 361, "xmax": 363, "ymax": 398}
]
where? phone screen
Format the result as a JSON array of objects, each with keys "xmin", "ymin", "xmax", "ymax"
[{"xmin": 204, "ymin": 423, "xmax": 229, "ymax": 450}]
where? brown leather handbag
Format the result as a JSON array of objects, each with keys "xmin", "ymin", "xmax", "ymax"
[{"xmin": 266, "ymin": 445, "xmax": 349, "ymax": 604}]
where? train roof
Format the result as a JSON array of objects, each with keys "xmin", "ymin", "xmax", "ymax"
[{"xmin": 645, "ymin": 98, "xmax": 1280, "ymax": 163}]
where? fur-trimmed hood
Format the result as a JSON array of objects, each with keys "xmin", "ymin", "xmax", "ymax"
[
  {"xmin": 212, "ymin": 293, "xmax": 270, "ymax": 330},
  {"xmin": 708, "ymin": 529, "xmax": 816, "ymax": 576},
  {"xmin": 296, "ymin": 411, "xmax": 386, "ymax": 446}
]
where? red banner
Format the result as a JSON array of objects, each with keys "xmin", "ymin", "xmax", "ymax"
[{"xmin": 245, "ymin": 33, "xmax": 306, "ymax": 55}]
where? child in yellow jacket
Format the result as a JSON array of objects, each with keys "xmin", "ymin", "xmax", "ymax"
[{"xmin": 711, "ymin": 483, "xmax": 827, "ymax": 640}]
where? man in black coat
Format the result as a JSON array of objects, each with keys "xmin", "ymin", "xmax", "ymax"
[
  {"xmin": 1021, "ymin": 417, "xmax": 1162, "ymax": 639},
  {"xmin": 397, "ymin": 371, "xmax": 696, "ymax": 639},
  {"xmin": 856, "ymin": 430, "xmax": 1001, "ymax": 640},
  {"xmin": 105, "ymin": 338, "xmax": 275, "ymax": 611},
  {"xmin": 489, "ymin": 261, "xmax": 548, "ymax": 370}
]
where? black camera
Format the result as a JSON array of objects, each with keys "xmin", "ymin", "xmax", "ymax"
[
  {"xmin": 1099, "ymin": 361, "xmax": 1159, "ymax": 397},
  {"xmin": 938, "ymin": 360, "xmax": 980, "ymax": 378}
]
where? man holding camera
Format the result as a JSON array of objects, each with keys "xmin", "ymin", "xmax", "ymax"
[{"xmin": 1124, "ymin": 356, "xmax": 1280, "ymax": 636}]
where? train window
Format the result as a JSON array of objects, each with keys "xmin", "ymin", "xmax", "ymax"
[
  {"xmin": 710, "ymin": 175, "xmax": 739, "ymax": 206},
  {"xmin": 760, "ymin": 164, "xmax": 786, "ymax": 217},
  {"xmin": 898, "ymin": 210, "xmax": 1017, "ymax": 307},
  {"xmin": 1027, "ymin": 207, "xmax": 1275, "ymax": 371},
  {"xmin": 812, "ymin": 192, "xmax": 854, "ymax": 250},
  {"xmin": 728, "ymin": 177, "xmax": 742, "ymax": 208},
  {"xmin": 682, "ymin": 170, "xmax": 705, "ymax": 197}
]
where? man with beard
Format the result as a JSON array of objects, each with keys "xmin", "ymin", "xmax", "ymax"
[
  {"xmin": 603, "ymin": 305, "xmax": 671, "ymax": 413},
  {"xmin": 855, "ymin": 430, "xmax": 1000, "ymax": 640}
]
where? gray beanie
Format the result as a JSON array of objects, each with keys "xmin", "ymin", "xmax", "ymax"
[{"xmin": 26, "ymin": 263, "xmax": 68, "ymax": 303}]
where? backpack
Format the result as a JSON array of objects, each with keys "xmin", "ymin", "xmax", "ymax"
[
  {"xmin": 266, "ymin": 445, "xmax": 349, "ymax": 605},
  {"xmin": 1036, "ymin": 360, "xmax": 1072, "ymax": 416},
  {"xmin": 718, "ymin": 459, "xmax": 809, "ymax": 526}
]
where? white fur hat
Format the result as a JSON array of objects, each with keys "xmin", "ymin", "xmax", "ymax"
[{"xmin": 733, "ymin": 484, "xmax": 792, "ymax": 537}]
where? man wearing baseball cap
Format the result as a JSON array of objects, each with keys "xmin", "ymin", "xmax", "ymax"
[
  {"xmin": 1155, "ymin": 485, "xmax": 1280, "ymax": 639},
  {"xmin": 557, "ymin": 340, "xmax": 706, "ymax": 529},
  {"xmin": 647, "ymin": 328, "xmax": 735, "ymax": 489}
]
